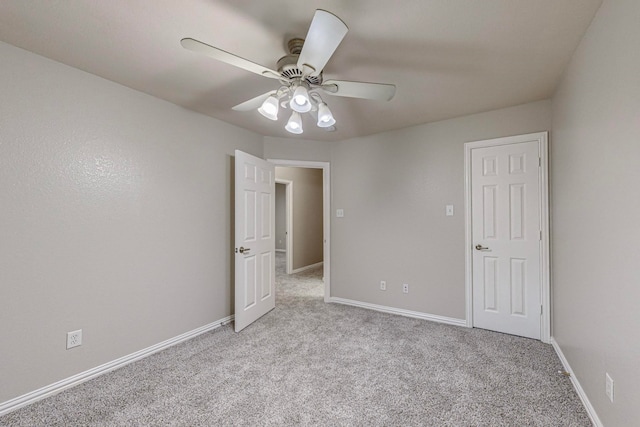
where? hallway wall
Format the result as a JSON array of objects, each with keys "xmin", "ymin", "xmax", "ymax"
[{"xmin": 275, "ymin": 167, "xmax": 323, "ymax": 270}]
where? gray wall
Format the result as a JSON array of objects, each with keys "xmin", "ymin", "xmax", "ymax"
[
  {"xmin": 264, "ymin": 136, "xmax": 331, "ymax": 162},
  {"xmin": 275, "ymin": 183, "xmax": 286, "ymax": 251},
  {"xmin": 551, "ymin": 0, "xmax": 640, "ymax": 424},
  {"xmin": 275, "ymin": 167, "xmax": 324, "ymax": 270},
  {"xmin": 0, "ymin": 41, "xmax": 263, "ymax": 403},
  {"xmin": 330, "ymin": 101, "xmax": 551, "ymax": 319}
]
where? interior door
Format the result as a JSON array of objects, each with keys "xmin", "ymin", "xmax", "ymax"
[
  {"xmin": 471, "ymin": 140, "xmax": 541, "ymax": 339},
  {"xmin": 234, "ymin": 150, "xmax": 275, "ymax": 332}
]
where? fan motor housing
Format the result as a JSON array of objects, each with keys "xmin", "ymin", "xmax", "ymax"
[{"xmin": 277, "ymin": 39, "xmax": 322, "ymax": 85}]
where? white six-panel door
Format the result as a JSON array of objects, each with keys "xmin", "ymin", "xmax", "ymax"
[
  {"xmin": 470, "ymin": 138, "xmax": 543, "ymax": 340},
  {"xmin": 234, "ymin": 150, "xmax": 275, "ymax": 332}
]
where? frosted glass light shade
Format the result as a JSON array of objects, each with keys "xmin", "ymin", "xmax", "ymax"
[
  {"xmin": 285, "ymin": 111, "xmax": 303, "ymax": 134},
  {"xmin": 290, "ymin": 85, "xmax": 312, "ymax": 113},
  {"xmin": 258, "ymin": 95, "xmax": 279, "ymax": 120},
  {"xmin": 317, "ymin": 102, "xmax": 336, "ymax": 127}
]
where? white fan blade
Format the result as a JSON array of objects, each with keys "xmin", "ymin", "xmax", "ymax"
[
  {"xmin": 321, "ymin": 80, "xmax": 396, "ymax": 101},
  {"xmin": 181, "ymin": 38, "xmax": 280, "ymax": 79},
  {"xmin": 232, "ymin": 91, "xmax": 277, "ymax": 111},
  {"xmin": 297, "ymin": 10, "xmax": 348, "ymax": 77}
]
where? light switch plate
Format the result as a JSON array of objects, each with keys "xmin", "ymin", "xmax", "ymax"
[
  {"xmin": 336, "ymin": 209, "xmax": 344, "ymax": 218},
  {"xmin": 446, "ymin": 205, "xmax": 454, "ymax": 216}
]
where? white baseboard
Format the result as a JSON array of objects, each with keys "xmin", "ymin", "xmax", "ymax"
[
  {"xmin": 291, "ymin": 261, "xmax": 323, "ymax": 274},
  {"xmin": 550, "ymin": 337, "xmax": 602, "ymax": 427},
  {"xmin": 0, "ymin": 315, "xmax": 234, "ymax": 417},
  {"xmin": 329, "ymin": 297, "xmax": 467, "ymax": 327}
]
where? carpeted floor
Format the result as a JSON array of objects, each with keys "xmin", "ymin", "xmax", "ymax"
[{"xmin": 1, "ymin": 253, "xmax": 591, "ymax": 426}]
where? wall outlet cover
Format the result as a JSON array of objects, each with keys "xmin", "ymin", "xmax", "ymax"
[
  {"xmin": 67, "ymin": 329, "xmax": 82, "ymax": 349},
  {"xmin": 605, "ymin": 373, "xmax": 614, "ymax": 402}
]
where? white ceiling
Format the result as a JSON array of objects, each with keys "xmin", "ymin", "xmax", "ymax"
[{"xmin": 0, "ymin": 0, "xmax": 602, "ymax": 141}]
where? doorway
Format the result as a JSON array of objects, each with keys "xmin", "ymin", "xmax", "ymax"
[
  {"xmin": 464, "ymin": 132, "xmax": 550, "ymax": 342},
  {"xmin": 269, "ymin": 160, "xmax": 331, "ymax": 302},
  {"xmin": 275, "ymin": 179, "xmax": 293, "ymax": 274}
]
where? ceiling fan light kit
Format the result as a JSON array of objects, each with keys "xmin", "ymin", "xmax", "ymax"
[
  {"xmin": 181, "ymin": 9, "xmax": 396, "ymax": 135},
  {"xmin": 257, "ymin": 94, "xmax": 279, "ymax": 121},
  {"xmin": 290, "ymin": 84, "xmax": 312, "ymax": 113},
  {"xmin": 285, "ymin": 111, "xmax": 303, "ymax": 134},
  {"xmin": 317, "ymin": 102, "xmax": 336, "ymax": 127}
]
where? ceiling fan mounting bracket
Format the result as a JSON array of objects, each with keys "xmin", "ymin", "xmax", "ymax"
[{"xmin": 287, "ymin": 38, "xmax": 305, "ymax": 55}]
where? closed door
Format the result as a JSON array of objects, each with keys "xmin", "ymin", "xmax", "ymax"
[
  {"xmin": 234, "ymin": 150, "xmax": 275, "ymax": 332},
  {"xmin": 471, "ymin": 139, "xmax": 541, "ymax": 339}
]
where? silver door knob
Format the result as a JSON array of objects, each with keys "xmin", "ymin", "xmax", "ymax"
[
  {"xmin": 475, "ymin": 244, "xmax": 490, "ymax": 251},
  {"xmin": 239, "ymin": 246, "xmax": 251, "ymax": 254}
]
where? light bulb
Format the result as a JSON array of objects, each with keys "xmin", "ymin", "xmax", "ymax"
[
  {"xmin": 317, "ymin": 102, "xmax": 336, "ymax": 128},
  {"xmin": 285, "ymin": 111, "xmax": 303, "ymax": 134},
  {"xmin": 258, "ymin": 95, "xmax": 279, "ymax": 121},
  {"xmin": 289, "ymin": 85, "xmax": 311, "ymax": 113}
]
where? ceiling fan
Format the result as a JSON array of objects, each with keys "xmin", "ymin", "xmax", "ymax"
[{"xmin": 181, "ymin": 9, "xmax": 396, "ymax": 134}]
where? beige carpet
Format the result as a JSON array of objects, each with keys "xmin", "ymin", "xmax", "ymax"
[{"xmin": 1, "ymin": 252, "xmax": 591, "ymax": 426}]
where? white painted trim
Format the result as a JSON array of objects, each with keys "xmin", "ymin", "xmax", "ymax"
[
  {"xmin": 269, "ymin": 159, "xmax": 331, "ymax": 303},
  {"xmin": 275, "ymin": 249, "xmax": 286, "ymax": 253},
  {"xmin": 538, "ymin": 135, "xmax": 551, "ymax": 343},
  {"xmin": 291, "ymin": 261, "xmax": 324, "ymax": 274},
  {"xmin": 464, "ymin": 131, "xmax": 551, "ymax": 342},
  {"xmin": 0, "ymin": 316, "xmax": 233, "ymax": 416},
  {"xmin": 551, "ymin": 338, "xmax": 603, "ymax": 427},
  {"xmin": 275, "ymin": 178, "xmax": 293, "ymax": 274},
  {"xmin": 329, "ymin": 297, "xmax": 467, "ymax": 327},
  {"xmin": 464, "ymin": 143, "xmax": 473, "ymax": 328}
]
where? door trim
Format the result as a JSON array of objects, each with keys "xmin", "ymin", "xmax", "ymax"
[
  {"xmin": 464, "ymin": 132, "xmax": 550, "ymax": 343},
  {"xmin": 275, "ymin": 178, "xmax": 293, "ymax": 274},
  {"xmin": 268, "ymin": 159, "xmax": 331, "ymax": 303}
]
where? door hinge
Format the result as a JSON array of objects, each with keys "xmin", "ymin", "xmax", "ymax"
[
  {"xmin": 540, "ymin": 230, "xmax": 542, "ymax": 241},
  {"xmin": 539, "ymin": 157, "xmax": 542, "ymax": 167},
  {"xmin": 540, "ymin": 305, "xmax": 543, "ymax": 315}
]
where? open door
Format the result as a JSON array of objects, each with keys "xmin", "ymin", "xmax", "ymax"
[{"xmin": 234, "ymin": 150, "xmax": 275, "ymax": 332}]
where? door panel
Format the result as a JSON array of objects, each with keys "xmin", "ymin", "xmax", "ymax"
[
  {"xmin": 235, "ymin": 150, "xmax": 275, "ymax": 332},
  {"xmin": 471, "ymin": 140, "xmax": 541, "ymax": 339}
]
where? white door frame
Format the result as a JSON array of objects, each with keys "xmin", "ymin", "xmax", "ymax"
[
  {"xmin": 268, "ymin": 159, "xmax": 331, "ymax": 303},
  {"xmin": 464, "ymin": 132, "xmax": 550, "ymax": 343},
  {"xmin": 275, "ymin": 178, "xmax": 294, "ymax": 274}
]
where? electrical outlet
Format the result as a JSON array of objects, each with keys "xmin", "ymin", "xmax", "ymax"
[
  {"xmin": 67, "ymin": 329, "xmax": 82, "ymax": 349},
  {"xmin": 403, "ymin": 283, "xmax": 409, "ymax": 293},
  {"xmin": 605, "ymin": 373, "xmax": 614, "ymax": 402},
  {"xmin": 380, "ymin": 280, "xmax": 386, "ymax": 291}
]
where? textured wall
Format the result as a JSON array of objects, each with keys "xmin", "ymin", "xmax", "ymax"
[
  {"xmin": 551, "ymin": 0, "xmax": 640, "ymax": 424},
  {"xmin": 264, "ymin": 136, "xmax": 331, "ymax": 162},
  {"xmin": 275, "ymin": 167, "xmax": 324, "ymax": 270},
  {"xmin": 330, "ymin": 101, "xmax": 551, "ymax": 319},
  {"xmin": 0, "ymin": 42, "xmax": 263, "ymax": 403}
]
